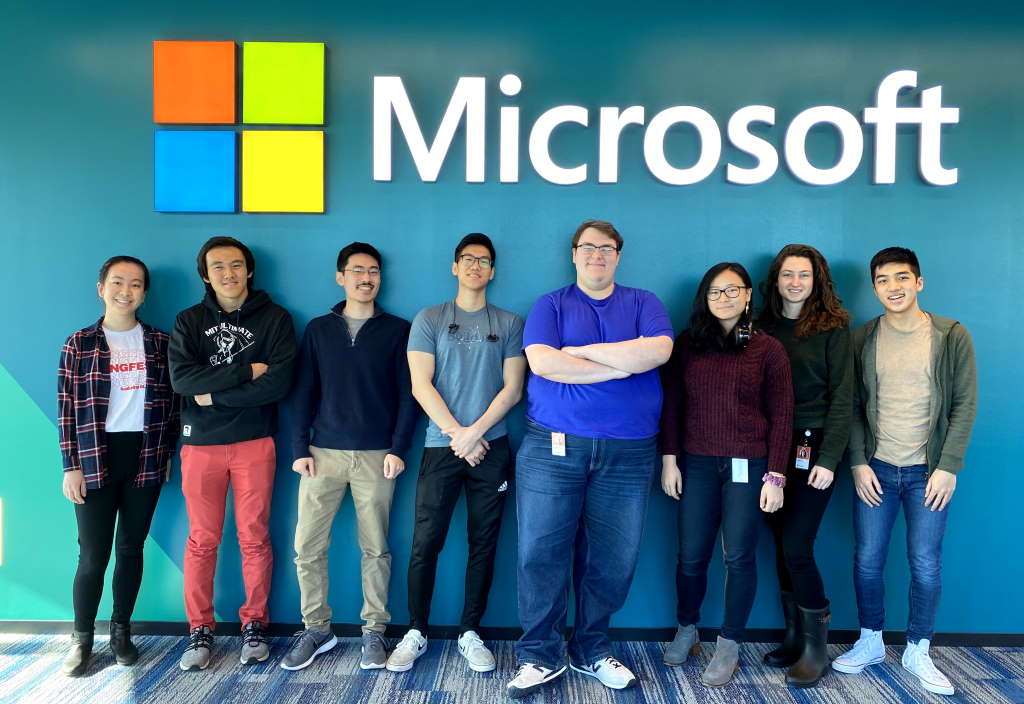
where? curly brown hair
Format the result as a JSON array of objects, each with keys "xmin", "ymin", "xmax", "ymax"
[{"xmin": 759, "ymin": 244, "xmax": 850, "ymax": 337}]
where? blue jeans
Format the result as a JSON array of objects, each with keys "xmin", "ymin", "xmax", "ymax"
[
  {"xmin": 853, "ymin": 458, "xmax": 949, "ymax": 643},
  {"xmin": 515, "ymin": 421, "xmax": 656, "ymax": 669},
  {"xmin": 676, "ymin": 454, "xmax": 767, "ymax": 642}
]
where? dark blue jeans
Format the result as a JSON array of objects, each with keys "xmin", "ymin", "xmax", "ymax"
[
  {"xmin": 515, "ymin": 421, "xmax": 656, "ymax": 669},
  {"xmin": 853, "ymin": 458, "xmax": 948, "ymax": 643},
  {"xmin": 676, "ymin": 454, "xmax": 767, "ymax": 642}
]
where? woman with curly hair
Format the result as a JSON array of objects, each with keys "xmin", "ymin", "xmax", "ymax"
[{"xmin": 757, "ymin": 244, "xmax": 853, "ymax": 687}]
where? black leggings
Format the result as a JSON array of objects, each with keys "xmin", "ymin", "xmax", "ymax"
[
  {"xmin": 768, "ymin": 428, "xmax": 834, "ymax": 610},
  {"xmin": 72, "ymin": 432, "xmax": 162, "ymax": 632}
]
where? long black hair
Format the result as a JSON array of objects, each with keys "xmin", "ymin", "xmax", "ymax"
[{"xmin": 688, "ymin": 262, "xmax": 754, "ymax": 353}]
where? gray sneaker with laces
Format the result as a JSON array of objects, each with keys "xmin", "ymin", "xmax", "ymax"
[
  {"xmin": 179, "ymin": 626, "xmax": 214, "ymax": 671},
  {"xmin": 360, "ymin": 632, "xmax": 388, "ymax": 670},
  {"xmin": 280, "ymin": 629, "xmax": 338, "ymax": 671},
  {"xmin": 240, "ymin": 621, "xmax": 270, "ymax": 665}
]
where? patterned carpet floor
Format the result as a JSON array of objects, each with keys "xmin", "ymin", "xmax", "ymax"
[{"xmin": 1, "ymin": 634, "xmax": 1022, "ymax": 704}]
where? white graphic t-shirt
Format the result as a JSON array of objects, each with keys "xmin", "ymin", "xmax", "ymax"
[{"xmin": 104, "ymin": 324, "xmax": 147, "ymax": 432}]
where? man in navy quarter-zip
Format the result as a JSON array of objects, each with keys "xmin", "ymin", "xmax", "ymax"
[{"xmin": 282, "ymin": 242, "xmax": 418, "ymax": 672}]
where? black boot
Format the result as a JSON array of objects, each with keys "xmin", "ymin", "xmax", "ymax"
[
  {"xmin": 62, "ymin": 631, "xmax": 94, "ymax": 677},
  {"xmin": 110, "ymin": 621, "xmax": 139, "ymax": 665},
  {"xmin": 786, "ymin": 603, "xmax": 831, "ymax": 687},
  {"xmin": 763, "ymin": 592, "xmax": 801, "ymax": 667}
]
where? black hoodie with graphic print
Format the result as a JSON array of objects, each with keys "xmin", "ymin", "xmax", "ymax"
[{"xmin": 169, "ymin": 289, "xmax": 296, "ymax": 446}]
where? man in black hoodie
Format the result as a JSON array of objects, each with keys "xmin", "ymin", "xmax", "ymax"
[
  {"xmin": 281, "ymin": 242, "xmax": 418, "ymax": 672},
  {"xmin": 168, "ymin": 236, "xmax": 296, "ymax": 671}
]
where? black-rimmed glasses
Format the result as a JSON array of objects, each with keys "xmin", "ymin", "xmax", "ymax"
[{"xmin": 707, "ymin": 285, "xmax": 748, "ymax": 301}]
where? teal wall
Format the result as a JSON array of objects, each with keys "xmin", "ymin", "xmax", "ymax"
[{"xmin": 1, "ymin": 0, "xmax": 1020, "ymax": 634}]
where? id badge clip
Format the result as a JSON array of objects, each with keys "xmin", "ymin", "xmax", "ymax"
[{"xmin": 551, "ymin": 432, "xmax": 566, "ymax": 456}]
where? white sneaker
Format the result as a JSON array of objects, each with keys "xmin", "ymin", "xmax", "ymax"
[
  {"xmin": 457, "ymin": 630, "xmax": 496, "ymax": 672},
  {"xmin": 570, "ymin": 657, "xmax": 638, "ymax": 690},
  {"xmin": 902, "ymin": 639, "xmax": 955, "ymax": 696},
  {"xmin": 385, "ymin": 629, "xmax": 427, "ymax": 672},
  {"xmin": 832, "ymin": 628, "xmax": 885, "ymax": 673},
  {"xmin": 506, "ymin": 662, "xmax": 567, "ymax": 698}
]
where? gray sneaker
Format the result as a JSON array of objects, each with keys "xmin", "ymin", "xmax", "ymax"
[
  {"xmin": 360, "ymin": 632, "xmax": 388, "ymax": 670},
  {"xmin": 179, "ymin": 626, "xmax": 214, "ymax": 671},
  {"xmin": 240, "ymin": 621, "xmax": 270, "ymax": 665},
  {"xmin": 280, "ymin": 629, "xmax": 338, "ymax": 671}
]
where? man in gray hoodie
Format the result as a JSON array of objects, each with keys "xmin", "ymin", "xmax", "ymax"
[{"xmin": 832, "ymin": 247, "xmax": 976, "ymax": 698}]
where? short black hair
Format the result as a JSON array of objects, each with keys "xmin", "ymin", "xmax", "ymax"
[
  {"xmin": 870, "ymin": 247, "xmax": 921, "ymax": 280},
  {"xmin": 99, "ymin": 255, "xmax": 150, "ymax": 291},
  {"xmin": 337, "ymin": 242, "xmax": 382, "ymax": 272},
  {"xmin": 196, "ymin": 236, "xmax": 255, "ymax": 287},
  {"xmin": 454, "ymin": 233, "xmax": 496, "ymax": 266}
]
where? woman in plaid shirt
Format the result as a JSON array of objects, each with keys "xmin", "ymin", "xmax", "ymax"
[{"xmin": 57, "ymin": 256, "xmax": 179, "ymax": 677}]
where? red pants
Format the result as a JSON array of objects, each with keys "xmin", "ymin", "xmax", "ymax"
[{"xmin": 181, "ymin": 436, "xmax": 275, "ymax": 630}]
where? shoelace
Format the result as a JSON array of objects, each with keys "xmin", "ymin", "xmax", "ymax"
[
  {"xmin": 397, "ymin": 634, "xmax": 423, "ymax": 653},
  {"xmin": 363, "ymin": 633, "xmax": 386, "ymax": 650},
  {"xmin": 461, "ymin": 633, "xmax": 484, "ymax": 648},
  {"xmin": 600, "ymin": 658, "xmax": 625, "ymax": 670},
  {"xmin": 242, "ymin": 623, "xmax": 269, "ymax": 647},
  {"xmin": 910, "ymin": 650, "xmax": 945, "ymax": 680},
  {"xmin": 187, "ymin": 628, "xmax": 214, "ymax": 652}
]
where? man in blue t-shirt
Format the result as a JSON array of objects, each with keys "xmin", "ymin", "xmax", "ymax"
[
  {"xmin": 388, "ymin": 233, "xmax": 526, "ymax": 676},
  {"xmin": 507, "ymin": 220, "xmax": 674, "ymax": 699}
]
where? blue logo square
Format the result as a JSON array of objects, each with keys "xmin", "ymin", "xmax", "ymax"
[{"xmin": 154, "ymin": 130, "xmax": 237, "ymax": 212}]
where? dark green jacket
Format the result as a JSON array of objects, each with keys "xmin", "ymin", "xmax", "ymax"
[{"xmin": 847, "ymin": 313, "xmax": 977, "ymax": 474}]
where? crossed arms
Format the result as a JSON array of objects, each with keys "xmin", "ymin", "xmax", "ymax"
[{"xmin": 525, "ymin": 336, "xmax": 673, "ymax": 384}]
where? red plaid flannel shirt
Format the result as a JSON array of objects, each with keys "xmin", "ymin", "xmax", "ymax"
[{"xmin": 57, "ymin": 319, "xmax": 180, "ymax": 488}]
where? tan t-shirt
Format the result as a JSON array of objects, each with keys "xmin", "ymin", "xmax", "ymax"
[{"xmin": 874, "ymin": 313, "xmax": 932, "ymax": 466}]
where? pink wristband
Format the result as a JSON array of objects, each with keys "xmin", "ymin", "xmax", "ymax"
[{"xmin": 762, "ymin": 472, "xmax": 786, "ymax": 489}]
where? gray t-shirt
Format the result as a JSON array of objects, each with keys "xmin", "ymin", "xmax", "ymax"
[
  {"xmin": 408, "ymin": 301, "xmax": 525, "ymax": 447},
  {"xmin": 343, "ymin": 313, "xmax": 368, "ymax": 342}
]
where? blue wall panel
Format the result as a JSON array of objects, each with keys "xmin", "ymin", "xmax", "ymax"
[{"xmin": 0, "ymin": 0, "xmax": 1019, "ymax": 634}]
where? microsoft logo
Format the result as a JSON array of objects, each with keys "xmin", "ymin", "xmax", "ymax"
[{"xmin": 153, "ymin": 40, "xmax": 326, "ymax": 213}]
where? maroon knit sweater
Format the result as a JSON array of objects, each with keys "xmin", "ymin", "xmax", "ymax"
[{"xmin": 659, "ymin": 329, "xmax": 794, "ymax": 476}]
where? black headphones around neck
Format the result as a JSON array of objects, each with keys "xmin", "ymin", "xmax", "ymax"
[{"xmin": 448, "ymin": 300, "xmax": 499, "ymax": 342}]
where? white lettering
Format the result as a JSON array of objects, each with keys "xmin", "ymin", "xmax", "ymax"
[
  {"xmin": 784, "ymin": 106, "xmax": 864, "ymax": 186},
  {"xmin": 726, "ymin": 105, "xmax": 778, "ymax": 185},
  {"xmin": 373, "ymin": 76, "xmax": 485, "ymax": 182},
  {"xmin": 499, "ymin": 74, "xmax": 522, "ymax": 183},
  {"xmin": 643, "ymin": 106, "xmax": 721, "ymax": 185},
  {"xmin": 528, "ymin": 105, "xmax": 589, "ymax": 185},
  {"xmin": 598, "ymin": 106, "xmax": 645, "ymax": 183}
]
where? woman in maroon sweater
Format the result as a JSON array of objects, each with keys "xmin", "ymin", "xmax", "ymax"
[{"xmin": 658, "ymin": 262, "xmax": 793, "ymax": 687}]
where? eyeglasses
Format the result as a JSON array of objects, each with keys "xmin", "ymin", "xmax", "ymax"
[
  {"xmin": 707, "ymin": 285, "xmax": 748, "ymax": 301},
  {"xmin": 342, "ymin": 267, "xmax": 381, "ymax": 277},
  {"xmin": 458, "ymin": 254, "xmax": 493, "ymax": 269},
  {"xmin": 574, "ymin": 243, "xmax": 619, "ymax": 256}
]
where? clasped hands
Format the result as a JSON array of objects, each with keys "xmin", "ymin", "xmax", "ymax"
[{"xmin": 442, "ymin": 424, "xmax": 489, "ymax": 467}]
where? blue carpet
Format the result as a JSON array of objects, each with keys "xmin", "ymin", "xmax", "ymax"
[{"xmin": 1, "ymin": 635, "xmax": 1021, "ymax": 703}]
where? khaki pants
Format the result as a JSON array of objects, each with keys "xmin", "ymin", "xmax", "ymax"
[{"xmin": 294, "ymin": 446, "xmax": 394, "ymax": 633}]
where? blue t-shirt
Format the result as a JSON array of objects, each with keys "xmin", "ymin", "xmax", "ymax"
[
  {"xmin": 408, "ymin": 302, "xmax": 525, "ymax": 447},
  {"xmin": 523, "ymin": 284, "xmax": 673, "ymax": 439}
]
